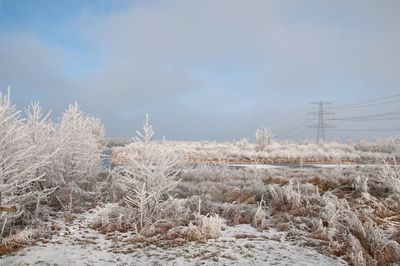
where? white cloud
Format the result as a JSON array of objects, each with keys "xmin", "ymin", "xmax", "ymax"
[{"xmin": 2, "ymin": 0, "xmax": 400, "ymax": 139}]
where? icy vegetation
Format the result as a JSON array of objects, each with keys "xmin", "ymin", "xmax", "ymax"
[
  {"xmin": 256, "ymin": 126, "xmax": 273, "ymax": 151},
  {"xmin": 1, "ymin": 88, "xmax": 400, "ymax": 265},
  {"xmin": 109, "ymin": 114, "xmax": 182, "ymax": 229},
  {"xmin": 113, "ymin": 137, "xmax": 395, "ymax": 167},
  {"xmin": 0, "ymin": 88, "xmax": 103, "ymax": 251}
]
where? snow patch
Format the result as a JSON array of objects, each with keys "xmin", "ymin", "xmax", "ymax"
[{"xmin": 1, "ymin": 205, "xmax": 344, "ymax": 265}]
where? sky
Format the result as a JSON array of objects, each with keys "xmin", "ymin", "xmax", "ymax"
[{"xmin": 0, "ymin": 0, "xmax": 399, "ymax": 141}]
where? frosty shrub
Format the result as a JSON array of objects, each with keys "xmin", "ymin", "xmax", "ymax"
[
  {"xmin": 255, "ymin": 127, "xmax": 272, "ymax": 151},
  {"xmin": 353, "ymin": 175, "xmax": 369, "ymax": 195},
  {"xmin": 165, "ymin": 212, "xmax": 222, "ymax": 242},
  {"xmin": 267, "ymin": 181, "xmax": 302, "ymax": 211},
  {"xmin": 252, "ymin": 196, "xmax": 269, "ymax": 230},
  {"xmin": 23, "ymin": 103, "xmax": 64, "ymax": 215},
  {"xmin": 196, "ymin": 214, "xmax": 222, "ymax": 239},
  {"xmin": 91, "ymin": 204, "xmax": 137, "ymax": 233},
  {"xmin": 0, "ymin": 88, "xmax": 105, "ymax": 234},
  {"xmin": 311, "ymin": 192, "xmax": 400, "ymax": 265},
  {"xmin": 0, "ymin": 89, "xmax": 57, "ymax": 234},
  {"xmin": 50, "ymin": 102, "xmax": 104, "ymax": 208},
  {"xmin": 112, "ymin": 114, "xmax": 182, "ymax": 229},
  {"xmin": 378, "ymin": 158, "xmax": 400, "ymax": 197},
  {"xmin": 394, "ymin": 137, "xmax": 400, "ymax": 158}
]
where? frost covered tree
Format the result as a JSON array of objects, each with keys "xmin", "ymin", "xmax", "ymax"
[
  {"xmin": 0, "ymin": 87, "xmax": 105, "ymax": 239},
  {"xmin": 112, "ymin": 114, "xmax": 181, "ymax": 229},
  {"xmin": 51, "ymin": 102, "xmax": 104, "ymax": 207},
  {"xmin": 0, "ymin": 89, "xmax": 55, "ymax": 235},
  {"xmin": 23, "ymin": 102, "xmax": 62, "ymax": 216},
  {"xmin": 256, "ymin": 127, "xmax": 272, "ymax": 151}
]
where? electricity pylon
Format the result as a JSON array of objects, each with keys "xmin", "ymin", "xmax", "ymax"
[{"xmin": 307, "ymin": 101, "xmax": 335, "ymax": 143}]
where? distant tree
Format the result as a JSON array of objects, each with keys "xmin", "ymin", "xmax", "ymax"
[{"xmin": 256, "ymin": 127, "xmax": 273, "ymax": 151}]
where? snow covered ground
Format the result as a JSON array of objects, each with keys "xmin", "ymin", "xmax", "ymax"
[
  {"xmin": 1, "ymin": 205, "xmax": 344, "ymax": 266},
  {"xmin": 230, "ymin": 163, "xmax": 392, "ymax": 169}
]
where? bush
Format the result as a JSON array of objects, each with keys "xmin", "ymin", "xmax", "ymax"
[
  {"xmin": 255, "ymin": 127, "xmax": 272, "ymax": 151},
  {"xmin": 0, "ymin": 89, "xmax": 55, "ymax": 236},
  {"xmin": 0, "ymin": 88, "xmax": 105, "ymax": 241},
  {"xmin": 111, "ymin": 114, "xmax": 182, "ymax": 229}
]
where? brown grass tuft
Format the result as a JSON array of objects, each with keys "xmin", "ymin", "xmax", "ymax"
[{"xmin": 262, "ymin": 176, "xmax": 289, "ymax": 186}]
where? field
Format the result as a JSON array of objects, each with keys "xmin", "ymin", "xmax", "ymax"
[
  {"xmin": 3, "ymin": 148, "xmax": 400, "ymax": 266},
  {"xmin": 106, "ymin": 140, "xmax": 400, "ymax": 265},
  {"xmin": 1, "ymin": 94, "xmax": 400, "ymax": 265}
]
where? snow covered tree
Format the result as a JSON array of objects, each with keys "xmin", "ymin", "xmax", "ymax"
[
  {"xmin": 112, "ymin": 114, "xmax": 181, "ymax": 229},
  {"xmin": 256, "ymin": 127, "xmax": 272, "ymax": 151},
  {"xmin": 0, "ymin": 87, "xmax": 105, "ymax": 239},
  {"xmin": 23, "ymin": 102, "xmax": 61, "ymax": 216},
  {"xmin": 51, "ymin": 102, "xmax": 104, "ymax": 208},
  {"xmin": 0, "ymin": 89, "xmax": 54, "ymax": 235}
]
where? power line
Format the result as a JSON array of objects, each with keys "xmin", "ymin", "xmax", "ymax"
[
  {"xmin": 332, "ymin": 117, "xmax": 400, "ymax": 122},
  {"xmin": 277, "ymin": 93, "xmax": 400, "ymax": 140},
  {"xmin": 330, "ymin": 99, "xmax": 400, "ymax": 110},
  {"xmin": 328, "ymin": 110, "xmax": 400, "ymax": 121},
  {"xmin": 275, "ymin": 115, "xmax": 312, "ymax": 138},
  {"xmin": 276, "ymin": 127, "xmax": 314, "ymax": 139},
  {"xmin": 276, "ymin": 120, "xmax": 313, "ymax": 138},
  {"xmin": 331, "ymin": 93, "xmax": 400, "ymax": 109},
  {"xmin": 331, "ymin": 128, "xmax": 400, "ymax": 132}
]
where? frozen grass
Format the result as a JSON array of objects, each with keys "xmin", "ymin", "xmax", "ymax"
[
  {"xmin": 378, "ymin": 158, "xmax": 400, "ymax": 197},
  {"xmin": 196, "ymin": 214, "xmax": 223, "ymax": 239},
  {"xmin": 1, "ymin": 205, "xmax": 344, "ymax": 266},
  {"xmin": 3, "ymin": 156, "xmax": 400, "ymax": 265},
  {"xmin": 113, "ymin": 140, "xmax": 393, "ymax": 166}
]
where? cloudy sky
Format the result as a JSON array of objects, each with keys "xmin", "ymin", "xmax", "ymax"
[{"xmin": 0, "ymin": 0, "xmax": 399, "ymax": 141}]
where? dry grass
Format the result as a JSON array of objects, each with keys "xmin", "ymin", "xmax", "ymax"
[
  {"xmin": 0, "ymin": 228, "xmax": 40, "ymax": 256},
  {"xmin": 91, "ymin": 204, "xmax": 138, "ymax": 233}
]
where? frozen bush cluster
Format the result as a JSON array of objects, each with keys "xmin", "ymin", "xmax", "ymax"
[
  {"xmin": 0, "ymin": 88, "xmax": 104, "ymax": 238},
  {"xmin": 0, "ymin": 91, "xmax": 54, "ymax": 229}
]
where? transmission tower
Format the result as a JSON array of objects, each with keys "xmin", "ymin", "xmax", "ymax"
[{"xmin": 307, "ymin": 101, "xmax": 335, "ymax": 143}]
